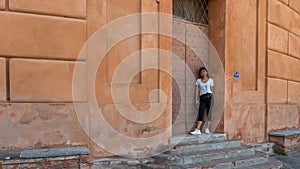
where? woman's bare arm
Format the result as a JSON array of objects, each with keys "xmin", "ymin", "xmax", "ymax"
[{"xmin": 195, "ymin": 84, "xmax": 199, "ymax": 105}]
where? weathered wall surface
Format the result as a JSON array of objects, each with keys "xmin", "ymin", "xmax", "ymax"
[
  {"xmin": 0, "ymin": 0, "xmax": 172, "ymax": 157},
  {"xmin": 225, "ymin": 0, "xmax": 300, "ymax": 143},
  {"xmin": 0, "ymin": 0, "xmax": 89, "ymax": 150},
  {"xmin": 267, "ymin": 0, "xmax": 300, "ymax": 132},
  {"xmin": 225, "ymin": 0, "xmax": 267, "ymax": 143},
  {"xmin": 87, "ymin": 0, "xmax": 172, "ymax": 157},
  {"xmin": 208, "ymin": 0, "xmax": 226, "ymax": 132}
]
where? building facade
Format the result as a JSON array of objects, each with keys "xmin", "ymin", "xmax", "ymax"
[{"xmin": 0, "ymin": 0, "xmax": 299, "ymax": 157}]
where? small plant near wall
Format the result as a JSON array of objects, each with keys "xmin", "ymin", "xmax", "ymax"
[{"xmin": 274, "ymin": 146, "xmax": 288, "ymax": 156}]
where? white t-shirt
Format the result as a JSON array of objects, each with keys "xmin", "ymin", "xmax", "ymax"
[{"xmin": 195, "ymin": 78, "xmax": 214, "ymax": 96}]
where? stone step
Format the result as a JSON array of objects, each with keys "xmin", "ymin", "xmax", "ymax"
[
  {"xmin": 167, "ymin": 140, "xmax": 241, "ymax": 155},
  {"xmin": 142, "ymin": 153, "xmax": 272, "ymax": 169},
  {"xmin": 169, "ymin": 133, "xmax": 227, "ymax": 145},
  {"xmin": 141, "ymin": 163, "xmax": 176, "ymax": 169},
  {"xmin": 154, "ymin": 146, "xmax": 255, "ymax": 165},
  {"xmin": 235, "ymin": 157, "xmax": 282, "ymax": 169},
  {"xmin": 0, "ymin": 146, "xmax": 90, "ymax": 160},
  {"xmin": 269, "ymin": 128, "xmax": 300, "ymax": 137},
  {"xmin": 251, "ymin": 142, "xmax": 275, "ymax": 155},
  {"xmin": 87, "ymin": 157, "xmax": 154, "ymax": 169},
  {"xmin": 185, "ymin": 154, "xmax": 268, "ymax": 169},
  {"xmin": 269, "ymin": 128, "xmax": 300, "ymax": 153},
  {"xmin": 0, "ymin": 146, "xmax": 91, "ymax": 169}
]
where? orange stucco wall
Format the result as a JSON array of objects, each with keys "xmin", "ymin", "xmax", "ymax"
[
  {"xmin": 0, "ymin": 0, "xmax": 172, "ymax": 157},
  {"xmin": 267, "ymin": 0, "xmax": 300, "ymax": 132},
  {"xmin": 208, "ymin": 0, "xmax": 226, "ymax": 132},
  {"xmin": 0, "ymin": 0, "xmax": 89, "ymax": 150},
  {"xmin": 225, "ymin": 0, "xmax": 300, "ymax": 143}
]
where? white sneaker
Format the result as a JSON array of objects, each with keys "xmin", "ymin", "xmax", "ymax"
[
  {"xmin": 205, "ymin": 128, "xmax": 210, "ymax": 134},
  {"xmin": 190, "ymin": 129, "xmax": 201, "ymax": 135}
]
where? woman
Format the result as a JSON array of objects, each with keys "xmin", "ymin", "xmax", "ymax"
[{"xmin": 190, "ymin": 66, "xmax": 214, "ymax": 135}]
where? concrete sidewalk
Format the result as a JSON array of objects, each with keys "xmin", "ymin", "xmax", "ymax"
[{"xmin": 273, "ymin": 152, "xmax": 300, "ymax": 169}]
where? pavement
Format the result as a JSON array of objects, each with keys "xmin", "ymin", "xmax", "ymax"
[{"xmin": 273, "ymin": 152, "xmax": 300, "ymax": 169}]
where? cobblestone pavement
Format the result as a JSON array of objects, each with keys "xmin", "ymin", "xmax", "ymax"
[{"xmin": 274, "ymin": 152, "xmax": 300, "ymax": 169}]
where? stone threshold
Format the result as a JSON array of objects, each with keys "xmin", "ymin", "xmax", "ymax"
[
  {"xmin": 0, "ymin": 146, "xmax": 90, "ymax": 160},
  {"xmin": 269, "ymin": 127, "xmax": 300, "ymax": 154},
  {"xmin": 269, "ymin": 128, "xmax": 300, "ymax": 137}
]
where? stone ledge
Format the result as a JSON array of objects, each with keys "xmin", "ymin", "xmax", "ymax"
[
  {"xmin": 269, "ymin": 128, "xmax": 300, "ymax": 153},
  {"xmin": 0, "ymin": 146, "xmax": 90, "ymax": 160},
  {"xmin": 269, "ymin": 128, "xmax": 300, "ymax": 137},
  {"xmin": 89, "ymin": 157, "xmax": 154, "ymax": 166},
  {"xmin": 0, "ymin": 155, "xmax": 80, "ymax": 165},
  {"xmin": 169, "ymin": 133, "xmax": 228, "ymax": 145}
]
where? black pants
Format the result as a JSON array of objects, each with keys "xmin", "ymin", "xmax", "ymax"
[{"xmin": 198, "ymin": 93, "xmax": 213, "ymax": 121}]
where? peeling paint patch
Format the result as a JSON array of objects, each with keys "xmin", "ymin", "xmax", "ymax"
[
  {"xmin": 38, "ymin": 130, "xmax": 67, "ymax": 146},
  {"xmin": 140, "ymin": 126, "xmax": 160, "ymax": 136},
  {"xmin": 20, "ymin": 113, "xmax": 34, "ymax": 125},
  {"xmin": 0, "ymin": 103, "xmax": 89, "ymax": 150}
]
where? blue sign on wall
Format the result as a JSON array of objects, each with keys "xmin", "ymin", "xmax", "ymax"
[{"xmin": 234, "ymin": 72, "xmax": 239, "ymax": 78}]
